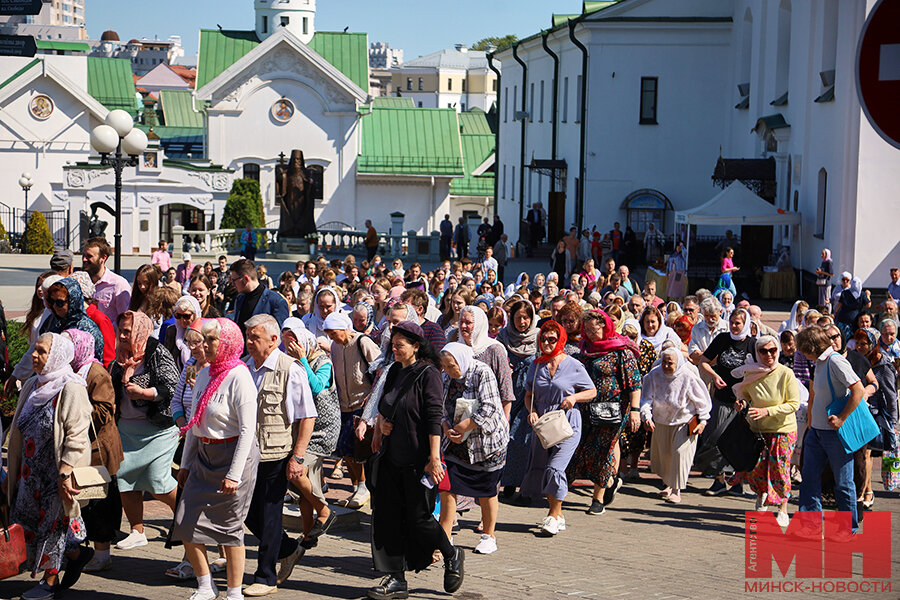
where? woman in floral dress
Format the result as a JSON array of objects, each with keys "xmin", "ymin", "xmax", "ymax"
[
  {"xmin": 7, "ymin": 333, "xmax": 95, "ymax": 600},
  {"xmin": 567, "ymin": 310, "xmax": 642, "ymax": 516}
]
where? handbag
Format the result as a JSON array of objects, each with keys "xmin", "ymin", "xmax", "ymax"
[
  {"xmin": 881, "ymin": 432, "xmax": 900, "ymax": 491},
  {"xmin": 0, "ymin": 494, "xmax": 26, "ymax": 580},
  {"xmin": 353, "ymin": 421, "xmax": 375, "ymax": 463},
  {"xmin": 588, "ymin": 400, "xmax": 622, "ymax": 427},
  {"xmin": 71, "ymin": 419, "xmax": 111, "ymax": 501},
  {"xmin": 825, "ymin": 356, "xmax": 879, "ymax": 454},
  {"xmin": 816, "ymin": 277, "xmax": 828, "ymax": 286},
  {"xmin": 453, "ymin": 397, "xmax": 479, "ymax": 442},
  {"xmin": 716, "ymin": 407, "xmax": 766, "ymax": 473},
  {"xmin": 530, "ymin": 370, "xmax": 574, "ymax": 449}
]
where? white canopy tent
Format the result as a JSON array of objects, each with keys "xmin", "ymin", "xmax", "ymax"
[{"xmin": 674, "ymin": 181, "xmax": 803, "ymax": 293}]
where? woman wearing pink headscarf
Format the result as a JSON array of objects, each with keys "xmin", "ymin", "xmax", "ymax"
[{"xmin": 173, "ymin": 318, "xmax": 260, "ymax": 600}]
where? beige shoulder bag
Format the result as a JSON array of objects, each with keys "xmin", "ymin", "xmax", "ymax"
[{"xmin": 530, "ymin": 363, "xmax": 575, "ymax": 449}]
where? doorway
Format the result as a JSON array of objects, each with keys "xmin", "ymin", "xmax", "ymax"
[{"xmin": 160, "ymin": 204, "xmax": 205, "ymax": 243}]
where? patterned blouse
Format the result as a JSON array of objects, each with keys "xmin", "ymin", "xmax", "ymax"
[
  {"xmin": 475, "ymin": 344, "xmax": 515, "ymax": 407},
  {"xmin": 579, "ymin": 347, "xmax": 642, "ymax": 407},
  {"xmin": 442, "ymin": 361, "xmax": 509, "ymax": 469},
  {"xmin": 638, "ymin": 339, "xmax": 657, "ymax": 376}
]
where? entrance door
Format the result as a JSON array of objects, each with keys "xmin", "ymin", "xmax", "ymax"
[
  {"xmin": 547, "ymin": 191, "xmax": 565, "ymax": 244},
  {"xmin": 160, "ymin": 204, "xmax": 205, "ymax": 243}
]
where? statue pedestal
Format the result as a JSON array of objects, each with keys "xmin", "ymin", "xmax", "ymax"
[{"xmin": 275, "ymin": 237, "xmax": 312, "ymax": 261}]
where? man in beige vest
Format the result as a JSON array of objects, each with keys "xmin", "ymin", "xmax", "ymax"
[{"xmin": 243, "ymin": 314, "xmax": 317, "ymax": 596}]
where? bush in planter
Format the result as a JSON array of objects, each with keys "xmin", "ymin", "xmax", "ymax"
[
  {"xmin": 221, "ymin": 179, "xmax": 265, "ymax": 230},
  {"xmin": 0, "ymin": 216, "xmax": 10, "ymax": 253},
  {"xmin": 23, "ymin": 211, "xmax": 54, "ymax": 254}
]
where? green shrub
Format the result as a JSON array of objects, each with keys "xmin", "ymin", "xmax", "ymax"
[
  {"xmin": 2, "ymin": 320, "xmax": 28, "ymax": 416},
  {"xmin": 0, "ymin": 215, "xmax": 8, "ymax": 243},
  {"xmin": 23, "ymin": 211, "xmax": 54, "ymax": 254},
  {"xmin": 220, "ymin": 179, "xmax": 265, "ymax": 231}
]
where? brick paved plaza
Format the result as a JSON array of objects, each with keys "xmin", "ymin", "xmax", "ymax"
[{"xmin": 3, "ymin": 463, "xmax": 898, "ymax": 600}]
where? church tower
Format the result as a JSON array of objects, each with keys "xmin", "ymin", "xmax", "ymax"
[{"xmin": 255, "ymin": 0, "xmax": 316, "ymax": 44}]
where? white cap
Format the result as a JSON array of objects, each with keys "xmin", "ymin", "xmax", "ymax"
[
  {"xmin": 323, "ymin": 312, "xmax": 353, "ymax": 331},
  {"xmin": 41, "ymin": 274, "xmax": 64, "ymax": 292},
  {"xmin": 183, "ymin": 252, "xmax": 192, "ymax": 262}
]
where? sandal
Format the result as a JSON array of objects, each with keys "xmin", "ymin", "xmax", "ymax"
[
  {"xmin": 863, "ymin": 492, "xmax": 875, "ymax": 509},
  {"xmin": 330, "ymin": 467, "xmax": 344, "ymax": 480},
  {"xmin": 210, "ymin": 557, "xmax": 227, "ymax": 574},
  {"xmin": 165, "ymin": 560, "xmax": 194, "ymax": 580},
  {"xmin": 665, "ymin": 493, "xmax": 682, "ymax": 504}
]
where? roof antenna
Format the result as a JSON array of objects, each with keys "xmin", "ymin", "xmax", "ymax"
[
  {"xmin": 343, "ymin": 26, "xmax": 349, "ymax": 33},
  {"xmin": 217, "ymin": 24, "xmax": 223, "ymax": 31}
]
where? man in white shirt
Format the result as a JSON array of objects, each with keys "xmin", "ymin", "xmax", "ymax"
[
  {"xmin": 82, "ymin": 237, "xmax": 131, "ymax": 327},
  {"xmin": 243, "ymin": 314, "xmax": 317, "ymax": 595},
  {"xmin": 297, "ymin": 261, "xmax": 319, "ymax": 288},
  {"xmin": 480, "ymin": 246, "xmax": 499, "ymax": 278},
  {"xmin": 689, "ymin": 297, "xmax": 728, "ymax": 364}
]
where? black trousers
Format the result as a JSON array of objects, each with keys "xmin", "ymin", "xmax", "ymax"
[
  {"xmin": 245, "ymin": 457, "xmax": 298, "ymax": 585},
  {"xmin": 367, "ymin": 245, "xmax": 378, "ymax": 262},
  {"xmin": 440, "ymin": 237, "xmax": 452, "ymax": 261},
  {"xmin": 82, "ymin": 476, "xmax": 122, "ymax": 544},
  {"xmin": 371, "ymin": 460, "xmax": 452, "ymax": 574}
]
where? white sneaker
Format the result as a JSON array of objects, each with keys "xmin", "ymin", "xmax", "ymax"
[
  {"xmin": 754, "ymin": 494, "xmax": 768, "ymax": 512},
  {"xmin": 473, "ymin": 534, "xmax": 498, "ymax": 555},
  {"xmin": 116, "ymin": 529, "xmax": 148, "ymax": 550},
  {"xmin": 775, "ymin": 511, "xmax": 790, "ymax": 528},
  {"xmin": 557, "ymin": 515, "xmax": 566, "ymax": 531},
  {"xmin": 539, "ymin": 516, "xmax": 559, "ymax": 536},
  {"xmin": 346, "ymin": 485, "xmax": 370, "ymax": 509},
  {"xmin": 188, "ymin": 585, "xmax": 219, "ymax": 600}
]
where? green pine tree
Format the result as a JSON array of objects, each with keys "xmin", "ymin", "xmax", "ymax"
[
  {"xmin": 220, "ymin": 179, "xmax": 265, "ymax": 230},
  {"xmin": 23, "ymin": 211, "xmax": 54, "ymax": 254}
]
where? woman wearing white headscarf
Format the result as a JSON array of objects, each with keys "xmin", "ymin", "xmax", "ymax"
[
  {"xmin": 696, "ymin": 308, "xmax": 756, "ymax": 496},
  {"xmin": 303, "ymin": 286, "xmax": 343, "ymax": 340},
  {"xmin": 639, "ymin": 306, "xmax": 681, "ymax": 356},
  {"xmin": 164, "ymin": 295, "xmax": 203, "ymax": 372},
  {"xmin": 458, "ymin": 305, "xmax": 515, "ymax": 418},
  {"xmin": 815, "ymin": 249, "xmax": 834, "ymax": 308},
  {"xmin": 282, "ymin": 317, "xmax": 341, "ymax": 549},
  {"xmin": 505, "ymin": 272, "xmax": 530, "ymax": 297},
  {"xmin": 6, "ymin": 333, "xmax": 95, "ymax": 598},
  {"xmin": 777, "ymin": 300, "xmax": 808, "ymax": 334},
  {"xmin": 835, "ymin": 277, "xmax": 871, "ymax": 334},
  {"xmin": 640, "ymin": 347, "xmax": 711, "ymax": 503},
  {"xmin": 437, "ymin": 343, "xmax": 509, "ymax": 555}
]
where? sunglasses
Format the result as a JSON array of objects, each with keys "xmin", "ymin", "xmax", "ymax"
[
  {"xmin": 828, "ymin": 333, "xmax": 842, "ymax": 341},
  {"xmin": 50, "ymin": 298, "xmax": 68, "ymax": 307},
  {"xmin": 540, "ymin": 336, "xmax": 559, "ymax": 344},
  {"xmin": 758, "ymin": 347, "xmax": 778, "ymax": 356},
  {"xmin": 174, "ymin": 313, "xmax": 194, "ymax": 320}
]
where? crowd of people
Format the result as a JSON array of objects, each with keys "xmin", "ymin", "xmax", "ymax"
[{"xmin": 1, "ymin": 233, "xmax": 898, "ymax": 600}]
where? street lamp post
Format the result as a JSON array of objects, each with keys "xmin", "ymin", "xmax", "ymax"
[
  {"xmin": 90, "ymin": 110, "xmax": 148, "ymax": 273},
  {"xmin": 17, "ymin": 172, "xmax": 33, "ymax": 253}
]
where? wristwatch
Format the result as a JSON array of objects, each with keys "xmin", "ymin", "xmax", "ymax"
[
  {"xmin": 291, "ymin": 455, "xmax": 305, "ymax": 465},
  {"xmin": 58, "ymin": 472, "xmax": 71, "ymax": 481},
  {"xmin": 629, "ymin": 407, "xmax": 641, "ymax": 413}
]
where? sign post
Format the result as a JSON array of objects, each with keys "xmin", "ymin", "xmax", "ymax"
[
  {"xmin": 0, "ymin": 0, "xmax": 44, "ymax": 16},
  {"xmin": 0, "ymin": 33, "xmax": 36, "ymax": 57},
  {"xmin": 857, "ymin": 0, "xmax": 900, "ymax": 149}
]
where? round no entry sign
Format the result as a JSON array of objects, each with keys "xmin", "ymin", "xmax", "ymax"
[{"xmin": 857, "ymin": 0, "xmax": 900, "ymax": 149}]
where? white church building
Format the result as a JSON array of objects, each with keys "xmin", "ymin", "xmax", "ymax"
[
  {"xmin": 495, "ymin": 0, "xmax": 900, "ymax": 287},
  {"xmin": 0, "ymin": 0, "xmax": 495, "ymax": 255}
]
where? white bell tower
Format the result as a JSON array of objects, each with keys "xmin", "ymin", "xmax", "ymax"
[{"xmin": 255, "ymin": 0, "xmax": 316, "ymax": 44}]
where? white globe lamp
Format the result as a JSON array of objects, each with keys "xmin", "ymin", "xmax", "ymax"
[
  {"xmin": 105, "ymin": 109, "xmax": 134, "ymax": 138},
  {"xmin": 90, "ymin": 124, "xmax": 119, "ymax": 154},
  {"xmin": 121, "ymin": 128, "xmax": 149, "ymax": 157}
]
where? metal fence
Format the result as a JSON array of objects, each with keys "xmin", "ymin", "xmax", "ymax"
[{"xmin": 0, "ymin": 202, "xmax": 70, "ymax": 250}]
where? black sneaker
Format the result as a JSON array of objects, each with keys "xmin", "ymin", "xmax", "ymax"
[
  {"xmin": 367, "ymin": 575, "xmax": 409, "ymax": 600},
  {"xmin": 602, "ymin": 477, "xmax": 623, "ymax": 506},
  {"xmin": 61, "ymin": 546, "xmax": 94, "ymax": 590},
  {"xmin": 726, "ymin": 484, "xmax": 745, "ymax": 497},
  {"xmin": 305, "ymin": 509, "xmax": 336, "ymax": 542},
  {"xmin": 586, "ymin": 500, "xmax": 606, "ymax": 515},
  {"xmin": 443, "ymin": 547, "xmax": 465, "ymax": 594},
  {"xmin": 704, "ymin": 479, "xmax": 727, "ymax": 496}
]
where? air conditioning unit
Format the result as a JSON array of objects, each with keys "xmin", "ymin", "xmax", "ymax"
[
  {"xmin": 737, "ymin": 82, "xmax": 750, "ymax": 97},
  {"xmin": 514, "ymin": 111, "xmax": 530, "ymax": 121},
  {"xmin": 819, "ymin": 69, "xmax": 835, "ymax": 87}
]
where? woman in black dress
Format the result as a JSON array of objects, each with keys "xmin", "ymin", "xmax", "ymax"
[
  {"xmin": 367, "ymin": 321, "xmax": 464, "ymax": 600},
  {"xmin": 550, "ymin": 240, "xmax": 570, "ymax": 283}
]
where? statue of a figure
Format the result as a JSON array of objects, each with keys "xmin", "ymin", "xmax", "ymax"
[
  {"xmin": 89, "ymin": 206, "xmax": 108, "ymax": 239},
  {"xmin": 276, "ymin": 150, "xmax": 316, "ymax": 238}
]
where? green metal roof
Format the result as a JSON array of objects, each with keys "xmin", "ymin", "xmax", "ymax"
[
  {"xmin": 35, "ymin": 40, "xmax": 90, "ymax": 52},
  {"xmin": 87, "ymin": 57, "xmax": 138, "ymax": 114},
  {"xmin": 196, "ymin": 29, "xmax": 369, "ymax": 94},
  {"xmin": 371, "ymin": 96, "xmax": 414, "ymax": 108},
  {"xmin": 308, "ymin": 32, "xmax": 369, "ymax": 93},
  {"xmin": 552, "ymin": 14, "xmax": 579, "ymax": 27},
  {"xmin": 451, "ymin": 110, "xmax": 495, "ymax": 197},
  {"xmin": 159, "ymin": 89, "xmax": 204, "ymax": 127},
  {"xmin": 0, "ymin": 57, "xmax": 40, "ymax": 91},
  {"xmin": 583, "ymin": 1, "xmax": 618, "ymax": 14},
  {"xmin": 136, "ymin": 124, "xmax": 204, "ymax": 140},
  {"xmin": 358, "ymin": 107, "xmax": 464, "ymax": 176},
  {"xmin": 196, "ymin": 29, "xmax": 260, "ymax": 90}
]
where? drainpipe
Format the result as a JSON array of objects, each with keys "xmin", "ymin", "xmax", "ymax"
[
  {"xmin": 569, "ymin": 19, "xmax": 588, "ymax": 231},
  {"xmin": 512, "ymin": 43, "xmax": 528, "ymax": 235},
  {"xmin": 541, "ymin": 31, "xmax": 559, "ymax": 167},
  {"xmin": 487, "ymin": 53, "xmax": 501, "ymax": 220}
]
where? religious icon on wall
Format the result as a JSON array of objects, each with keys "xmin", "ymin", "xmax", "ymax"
[
  {"xmin": 271, "ymin": 98, "xmax": 295, "ymax": 123},
  {"xmin": 29, "ymin": 95, "xmax": 54, "ymax": 120}
]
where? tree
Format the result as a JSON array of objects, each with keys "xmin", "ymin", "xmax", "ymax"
[
  {"xmin": 23, "ymin": 211, "xmax": 54, "ymax": 255},
  {"xmin": 471, "ymin": 35, "xmax": 518, "ymax": 53},
  {"xmin": 220, "ymin": 178, "xmax": 265, "ymax": 230},
  {"xmin": 0, "ymin": 215, "xmax": 9, "ymax": 253}
]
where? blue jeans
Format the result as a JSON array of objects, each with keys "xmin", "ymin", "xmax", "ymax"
[{"xmin": 799, "ymin": 427, "xmax": 858, "ymax": 532}]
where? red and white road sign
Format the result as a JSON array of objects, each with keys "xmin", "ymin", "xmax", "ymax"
[{"xmin": 857, "ymin": 0, "xmax": 900, "ymax": 149}]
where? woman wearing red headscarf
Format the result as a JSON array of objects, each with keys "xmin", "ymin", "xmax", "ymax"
[
  {"xmin": 566, "ymin": 310, "xmax": 642, "ymax": 516},
  {"xmin": 520, "ymin": 321, "xmax": 596, "ymax": 536},
  {"xmin": 173, "ymin": 318, "xmax": 260, "ymax": 600}
]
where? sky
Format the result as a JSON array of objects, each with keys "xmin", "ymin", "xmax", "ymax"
[{"xmin": 86, "ymin": 0, "xmax": 577, "ymax": 60}]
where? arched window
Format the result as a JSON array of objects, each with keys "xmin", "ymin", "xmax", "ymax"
[
  {"xmin": 815, "ymin": 168, "xmax": 827, "ymax": 238},
  {"xmin": 622, "ymin": 189, "xmax": 673, "ymax": 237},
  {"xmin": 243, "ymin": 163, "xmax": 260, "ymax": 182}
]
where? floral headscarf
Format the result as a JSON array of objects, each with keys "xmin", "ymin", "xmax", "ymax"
[
  {"xmin": 580, "ymin": 309, "xmax": 640, "ymax": 359},
  {"xmin": 173, "ymin": 295, "xmax": 203, "ymax": 367},
  {"xmin": 70, "ymin": 270, "xmax": 95, "ymax": 300},
  {"xmin": 25, "ymin": 333, "xmax": 82, "ymax": 408},
  {"xmin": 535, "ymin": 320, "xmax": 567, "ymax": 364},
  {"xmin": 63, "ymin": 327, "xmax": 100, "ymax": 377},
  {"xmin": 47, "ymin": 278, "xmax": 104, "ymax": 361},
  {"xmin": 180, "ymin": 318, "xmax": 247, "ymax": 435},
  {"xmin": 353, "ymin": 301, "xmax": 375, "ymax": 332},
  {"xmin": 116, "ymin": 310, "xmax": 153, "ymax": 382}
]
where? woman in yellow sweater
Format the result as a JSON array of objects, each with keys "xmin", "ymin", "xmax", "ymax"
[{"xmin": 730, "ymin": 335, "xmax": 800, "ymax": 526}]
